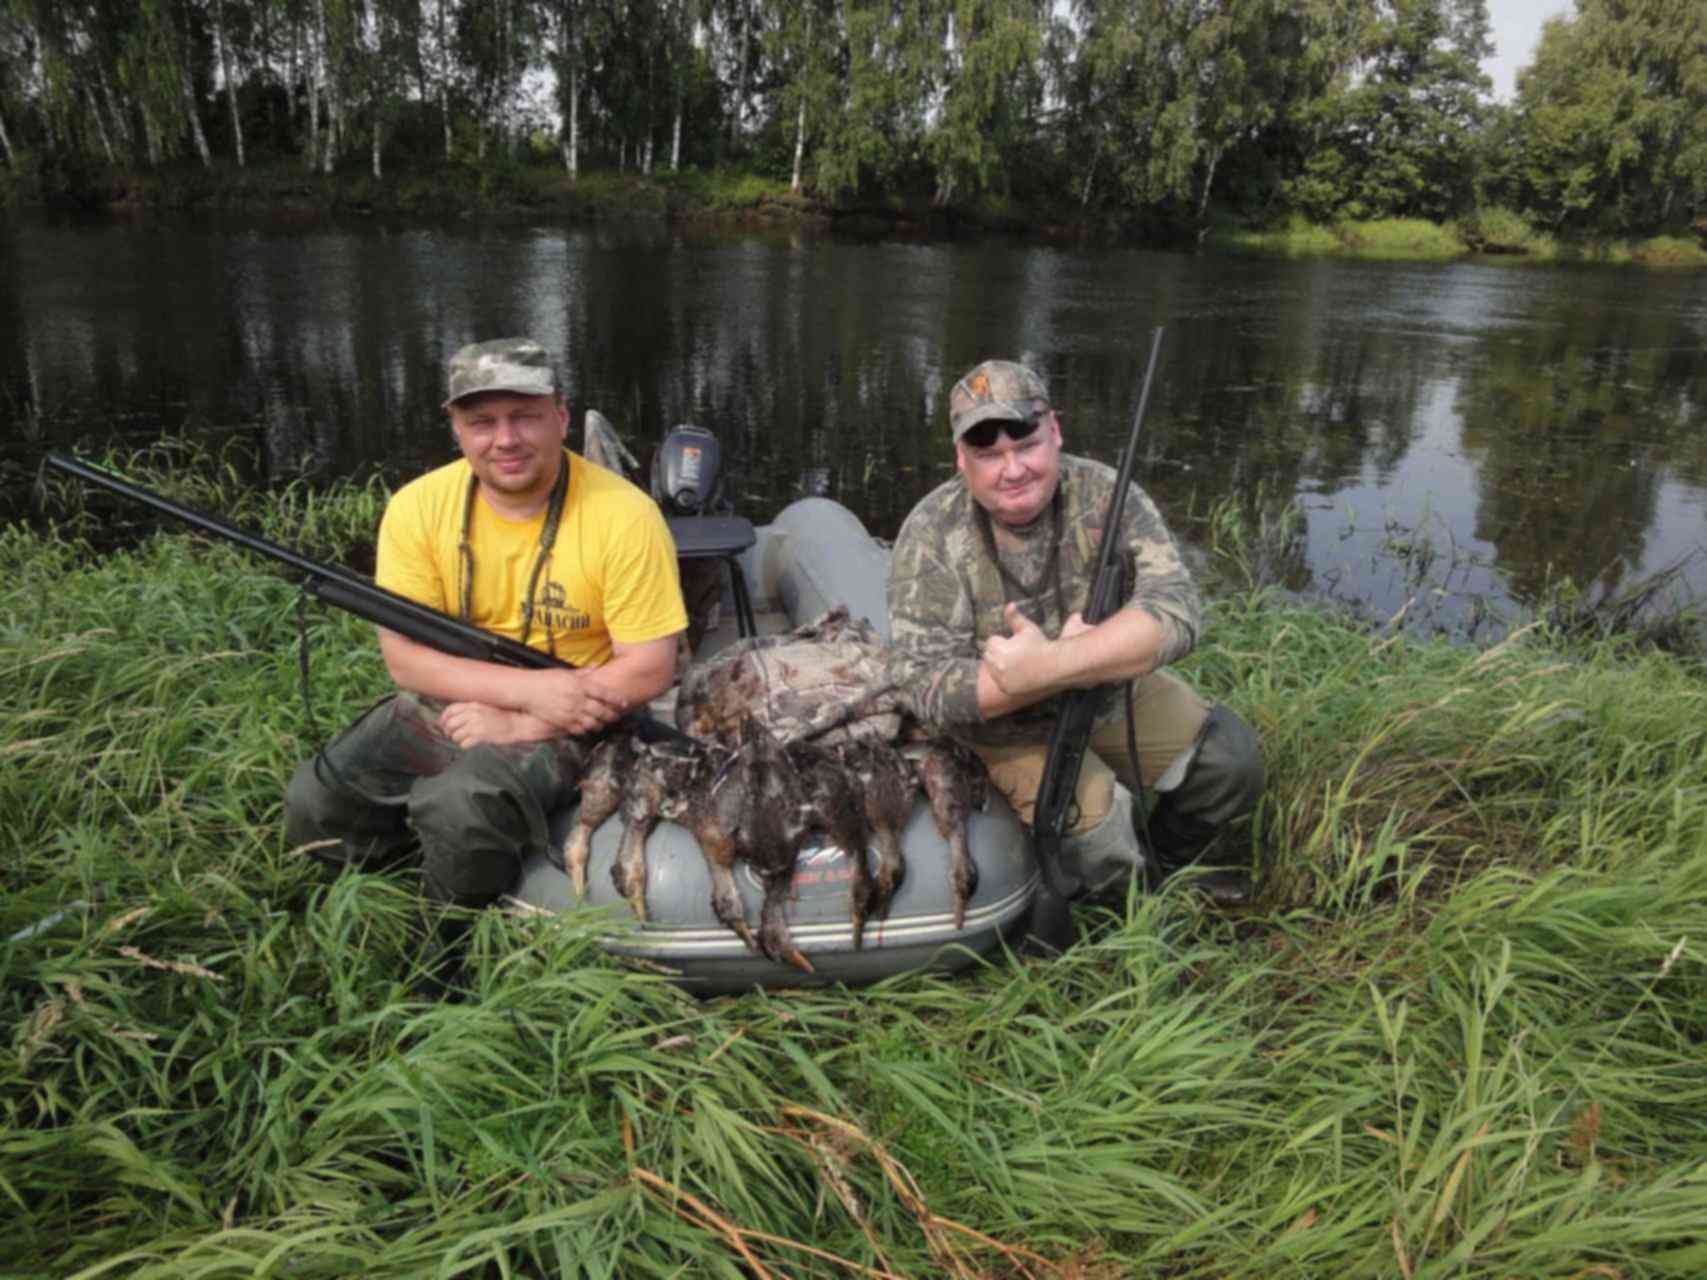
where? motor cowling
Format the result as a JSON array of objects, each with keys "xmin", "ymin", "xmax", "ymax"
[{"xmin": 651, "ymin": 425, "xmax": 726, "ymax": 516}]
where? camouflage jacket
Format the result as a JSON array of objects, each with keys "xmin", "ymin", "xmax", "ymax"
[{"xmin": 886, "ymin": 454, "xmax": 1200, "ymax": 746}]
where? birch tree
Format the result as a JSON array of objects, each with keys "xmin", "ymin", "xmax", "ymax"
[
  {"xmin": 926, "ymin": 0, "xmax": 1044, "ymax": 206},
  {"xmin": 211, "ymin": 0, "xmax": 245, "ymax": 164},
  {"xmin": 175, "ymin": 0, "xmax": 213, "ymax": 166},
  {"xmin": 764, "ymin": 0, "xmax": 839, "ymax": 193},
  {"xmin": 552, "ymin": 0, "xmax": 580, "ymax": 174}
]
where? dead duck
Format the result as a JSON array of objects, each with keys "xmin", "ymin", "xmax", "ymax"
[
  {"xmin": 904, "ymin": 737, "xmax": 988, "ymax": 930},
  {"xmin": 831, "ymin": 737, "xmax": 916, "ymax": 937},
  {"xmin": 683, "ymin": 716, "xmax": 818, "ymax": 972}
]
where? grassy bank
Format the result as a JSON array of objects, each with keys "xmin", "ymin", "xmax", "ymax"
[
  {"xmin": 5, "ymin": 454, "xmax": 1707, "ymax": 1278},
  {"xmin": 1206, "ymin": 208, "xmax": 1707, "ymax": 267},
  {"xmin": 15, "ymin": 153, "xmax": 1706, "ymax": 267},
  {"xmin": 6, "ymin": 153, "xmax": 820, "ymax": 226}
]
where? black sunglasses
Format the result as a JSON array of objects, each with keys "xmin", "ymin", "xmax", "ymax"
[{"xmin": 961, "ymin": 414, "xmax": 1045, "ymax": 450}]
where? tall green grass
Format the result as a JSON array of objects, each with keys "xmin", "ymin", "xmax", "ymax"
[
  {"xmin": 5, "ymin": 453, "xmax": 1706, "ymax": 1277},
  {"xmin": 1210, "ymin": 215, "xmax": 1466, "ymax": 260}
]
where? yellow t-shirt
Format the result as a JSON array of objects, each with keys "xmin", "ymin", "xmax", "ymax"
[{"xmin": 375, "ymin": 451, "xmax": 687, "ymax": 668}]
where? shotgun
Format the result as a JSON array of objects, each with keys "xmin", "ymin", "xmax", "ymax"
[
  {"xmin": 1028, "ymin": 327, "xmax": 1165, "ymax": 924},
  {"xmin": 41, "ymin": 452, "xmax": 573, "ymax": 672}
]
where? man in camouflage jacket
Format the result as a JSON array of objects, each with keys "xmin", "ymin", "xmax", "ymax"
[{"xmin": 886, "ymin": 359, "xmax": 1264, "ymax": 905}]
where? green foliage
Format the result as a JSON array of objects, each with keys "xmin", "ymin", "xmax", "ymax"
[
  {"xmin": 1454, "ymin": 204, "xmax": 1553, "ymax": 256},
  {"xmin": 1514, "ymin": 0, "xmax": 1707, "ymax": 235},
  {"xmin": 655, "ymin": 166, "xmax": 792, "ymax": 211},
  {"xmin": 1211, "ymin": 214, "xmax": 1469, "ymax": 260},
  {"xmin": 5, "ymin": 467, "xmax": 1707, "ymax": 1275},
  {"xmin": 1207, "ymin": 212, "xmax": 1343, "ymax": 257},
  {"xmin": 1630, "ymin": 235, "xmax": 1707, "ymax": 267},
  {"xmin": 3, "ymin": 0, "xmax": 1705, "ymax": 247},
  {"xmin": 923, "ymin": 0, "xmax": 1043, "ymax": 205},
  {"xmin": 1332, "ymin": 217, "xmax": 1467, "ymax": 259},
  {"xmin": 1285, "ymin": 0, "xmax": 1491, "ymax": 222}
]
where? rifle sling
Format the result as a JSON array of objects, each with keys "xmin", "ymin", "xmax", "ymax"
[
  {"xmin": 973, "ymin": 487, "xmax": 1068, "ymax": 640},
  {"xmin": 457, "ymin": 449, "xmax": 571, "ymax": 656}
]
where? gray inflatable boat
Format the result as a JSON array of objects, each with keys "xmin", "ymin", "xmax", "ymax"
[{"xmin": 512, "ymin": 496, "xmax": 1040, "ymax": 994}]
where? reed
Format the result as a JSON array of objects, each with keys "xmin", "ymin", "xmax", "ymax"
[{"xmin": 5, "ymin": 456, "xmax": 1705, "ymax": 1278}]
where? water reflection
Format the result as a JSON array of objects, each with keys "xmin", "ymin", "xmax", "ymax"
[{"xmin": 3, "ymin": 209, "xmax": 1704, "ymax": 630}]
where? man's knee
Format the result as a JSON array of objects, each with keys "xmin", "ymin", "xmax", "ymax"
[
  {"xmin": 410, "ymin": 747, "xmax": 551, "ymax": 908},
  {"xmin": 283, "ymin": 757, "xmax": 331, "ymax": 849},
  {"xmin": 974, "ymin": 741, "xmax": 1116, "ymax": 835},
  {"xmin": 284, "ymin": 755, "xmax": 412, "ymax": 871}
]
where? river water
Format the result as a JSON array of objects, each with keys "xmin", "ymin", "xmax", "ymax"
[{"xmin": 5, "ymin": 208, "xmax": 1705, "ymax": 636}]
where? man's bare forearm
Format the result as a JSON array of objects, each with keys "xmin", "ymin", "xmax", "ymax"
[
  {"xmin": 975, "ymin": 606, "xmax": 1167, "ymax": 719},
  {"xmin": 377, "ymin": 628, "xmax": 681, "ymax": 738},
  {"xmin": 378, "ymin": 629, "xmax": 554, "ymax": 709}
]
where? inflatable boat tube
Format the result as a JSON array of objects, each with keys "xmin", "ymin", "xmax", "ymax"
[{"xmin": 513, "ymin": 497, "xmax": 1039, "ymax": 995}]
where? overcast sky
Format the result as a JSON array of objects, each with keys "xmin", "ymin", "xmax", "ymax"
[{"xmin": 1483, "ymin": 0, "xmax": 1574, "ymax": 100}]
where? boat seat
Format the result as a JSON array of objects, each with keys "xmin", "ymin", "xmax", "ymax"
[{"xmin": 667, "ymin": 515, "xmax": 758, "ymax": 639}]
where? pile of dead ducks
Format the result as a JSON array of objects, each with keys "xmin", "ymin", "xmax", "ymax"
[{"xmin": 556, "ymin": 608, "xmax": 989, "ymax": 973}]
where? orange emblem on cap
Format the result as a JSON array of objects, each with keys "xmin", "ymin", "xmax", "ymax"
[{"xmin": 967, "ymin": 371, "xmax": 991, "ymax": 398}]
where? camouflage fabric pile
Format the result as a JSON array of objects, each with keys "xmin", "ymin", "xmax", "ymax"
[{"xmin": 674, "ymin": 606, "xmax": 907, "ymax": 748}]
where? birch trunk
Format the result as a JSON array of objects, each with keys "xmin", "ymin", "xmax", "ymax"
[
  {"xmin": 96, "ymin": 68, "xmax": 133, "ymax": 158},
  {"xmin": 181, "ymin": 64, "xmax": 214, "ymax": 168},
  {"xmin": 728, "ymin": 0, "xmax": 748, "ymax": 145},
  {"xmin": 439, "ymin": 0, "xmax": 452, "ymax": 158},
  {"xmin": 88, "ymin": 87, "xmax": 117, "ymax": 164},
  {"xmin": 324, "ymin": 89, "xmax": 340, "ymax": 174},
  {"xmin": 285, "ymin": 52, "xmax": 296, "ymax": 144},
  {"xmin": 642, "ymin": 48, "xmax": 654, "ymax": 175},
  {"xmin": 0, "ymin": 106, "xmax": 13, "ymax": 167},
  {"xmin": 215, "ymin": 0, "xmax": 245, "ymax": 166},
  {"xmin": 790, "ymin": 98, "xmax": 805, "ymax": 193},
  {"xmin": 317, "ymin": 0, "xmax": 337, "ymax": 174},
  {"xmin": 307, "ymin": 1, "xmax": 322, "ymax": 169},
  {"xmin": 559, "ymin": 2, "xmax": 579, "ymax": 179},
  {"xmin": 502, "ymin": 0, "xmax": 515, "ymax": 157},
  {"xmin": 366, "ymin": 0, "xmax": 381, "ymax": 178},
  {"xmin": 143, "ymin": 106, "xmax": 163, "ymax": 167},
  {"xmin": 1195, "ymin": 146, "xmax": 1220, "ymax": 237}
]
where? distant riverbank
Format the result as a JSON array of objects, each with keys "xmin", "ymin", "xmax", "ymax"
[{"xmin": 9, "ymin": 157, "xmax": 1706, "ymax": 268}]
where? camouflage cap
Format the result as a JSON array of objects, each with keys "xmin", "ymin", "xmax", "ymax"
[
  {"xmin": 948, "ymin": 360, "xmax": 1050, "ymax": 441},
  {"xmin": 443, "ymin": 337, "xmax": 559, "ymax": 407}
]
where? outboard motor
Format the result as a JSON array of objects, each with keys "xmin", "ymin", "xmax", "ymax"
[{"xmin": 651, "ymin": 425, "xmax": 726, "ymax": 517}]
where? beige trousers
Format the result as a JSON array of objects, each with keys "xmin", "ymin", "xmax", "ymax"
[{"xmin": 971, "ymin": 670, "xmax": 1210, "ymax": 835}]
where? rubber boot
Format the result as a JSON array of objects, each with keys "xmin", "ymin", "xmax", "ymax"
[
  {"xmin": 1020, "ymin": 788, "xmax": 1146, "ymax": 954},
  {"xmin": 1144, "ymin": 804, "xmax": 1255, "ymax": 906},
  {"xmin": 1143, "ymin": 704, "xmax": 1265, "ymax": 907},
  {"xmin": 1058, "ymin": 785, "xmax": 1147, "ymax": 898}
]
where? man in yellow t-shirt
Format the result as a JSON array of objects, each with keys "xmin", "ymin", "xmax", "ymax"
[{"xmin": 284, "ymin": 337, "xmax": 686, "ymax": 995}]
